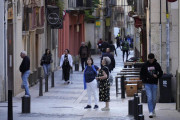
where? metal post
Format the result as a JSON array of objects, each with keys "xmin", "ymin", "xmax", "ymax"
[
  {"xmin": 128, "ymin": 99, "xmax": 134, "ymax": 115},
  {"xmin": 8, "ymin": 90, "xmax": 13, "ymax": 120},
  {"xmin": 136, "ymin": 96, "xmax": 140, "ymax": 120},
  {"xmin": 121, "ymin": 75, "xmax": 125, "ymax": 98},
  {"xmin": 138, "ymin": 104, "xmax": 143, "ymax": 115},
  {"xmin": 166, "ymin": 1, "xmax": 170, "ymax": 74},
  {"xmin": 45, "ymin": 75, "xmax": 48, "ymax": 92},
  {"xmin": 134, "ymin": 93, "xmax": 138, "ymax": 119},
  {"xmin": 138, "ymin": 114, "xmax": 144, "ymax": 120},
  {"xmin": 51, "ymin": 71, "xmax": 54, "ymax": 87},
  {"xmin": 39, "ymin": 76, "xmax": 43, "ymax": 96}
]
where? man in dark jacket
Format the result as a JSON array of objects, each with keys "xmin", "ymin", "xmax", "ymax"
[
  {"xmin": 19, "ymin": 51, "xmax": 30, "ymax": 97},
  {"xmin": 101, "ymin": 48, "xmax": 115, "ymax": 72},
  {"xmin": 140, "ymin": 53, "xmax": 163, "ymax": 118},
  {"xmin": 101, "ymin": 39, "xmax": 112, "ymax": 56},
  {"xmin": 121, "ymin": 38, "xmax": 129, "ymax": 62},
  {"xmin": 79, "ymin": 42, "xmax": 89, "ymax": 72}
]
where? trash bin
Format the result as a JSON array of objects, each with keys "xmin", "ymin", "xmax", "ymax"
[
  {"xmin": 75, "ymin": 62, "xmax": 79, "ymax": 71},
  {"xmin": 22, "ymin": 96, "xmax": 31, "ymax": 113},
  {"xmin": 133, "ymin": 63, "xmax": 144, "ymax": 68},
  {"xmin": 159, "ymin": 74, "xmax": 173, "ymax": 103}
]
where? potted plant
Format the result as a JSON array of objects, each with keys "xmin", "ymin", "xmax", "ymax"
[{"xmin": 127, "ymin": 0, "xmax": 134, "ymax": 5}]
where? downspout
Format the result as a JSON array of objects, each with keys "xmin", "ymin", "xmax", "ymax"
[
  {"xmin": 166, "ymin": 1, "xmax": 170, "ymax": 74},
  {"xmin": 149, "ymin": 0, "xmax": 151, "ymax": 52},
  {"xmin": 160, "ymin": 0, "xmax": 162, "ymax": 66}
]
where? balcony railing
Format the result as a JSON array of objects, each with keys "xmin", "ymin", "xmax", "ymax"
[
  {"xmin": 109, "ymin": 0, "xmax": 117, "ymax": 6},
  {"xmin": 114, "ymin": 7, "xmax": 124, "ymax": 14},
  {"xmin": 117, "ymin": 21, "xmax": 124, "ymax": 27},
  {"xmin": 68, "ymin": 0, "xmax": 92, "ymax": 8}
]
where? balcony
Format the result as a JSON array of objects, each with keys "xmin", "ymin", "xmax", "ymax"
[
  {"xmin": 117, "ymin": 21, "xmax": 124, "ymax": 27},
  {"xmin": 114, "ymin": 7, "xmax": 124, "ymax": 14},
  {"xmin": 109, "ymin": 0, "xmax": 117, "ymax": 6},
  {"xmin": 68, "ymin": 0, "xmax": 92, "ymax": 10}
]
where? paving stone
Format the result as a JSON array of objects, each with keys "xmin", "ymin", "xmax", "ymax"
[
  {"xmin": 19, "ymin": 113, "xmax": 83, "ymax": 118},
  {"xmin": 37, "ymin": 96, "xmax": 77, "ymax": 100},
  {"xmin": 81, "ymin": 116, "xmax": 134, "ymax": 120}
]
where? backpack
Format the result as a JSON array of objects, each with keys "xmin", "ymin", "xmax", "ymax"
[
  {"xmin": 101, "ymin": 42, "xmax": 109, "ymax": 53},
  {"xmin": 81, "ymin": 46, "xmax": 88, "ymax": 58},
  {"xmin": 103, "ymin": 66, "xmax": 113, "ymax": 86}
]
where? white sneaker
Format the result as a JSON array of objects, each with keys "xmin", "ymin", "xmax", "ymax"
[
  {"xmin": 64, "ymin": 81, "xmax": 67, "ymax": 84},
  {"xmin": 67, "ymin": 80, "xmax": 70, "ymax": 84},
  {"xmin": 153, "ymin": 110, "xmax": 156, "ymax": 117},
  {"xmin": 149, "ymin": 112, "xmax": 153, "ymax": 118}
]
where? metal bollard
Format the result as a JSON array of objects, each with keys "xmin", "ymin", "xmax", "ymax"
[
  {"xmin": 45, "ymin": 75, "xmax": 48, "ymax": 92},
  {"xmin": 138, "ymin": 114, "xmax": 144, "ymax": 120},
  {"xmin": 51, "ymin": 71, "xmax": 54, "ymax": 87},
  {"xmin": 134, "ymin": 93, "xmax": 138, "ymax": 119},
  {"xmin": 22, "ymin": 96, "xmax": 31, "ymax": 113},
  {"xmin": 39, "ymin": 76, "xmax": 43, "ymax": 96},
  {"xmin": 135, "ymin": 96, "xmax": 140, "ymax": 120},
  {"xmin": 8, "ymin": 90, "xmax": 13, "ymax": 120},
  {"xmin": 121, "ymin": 75, "xmax": 125, "ymax": 98},
  {"xmin": 75, "ymin": 62, "xmax": 79, "ymax": 71},
  {"xmin": 138, "ymin": 104, "xmax": 143, "ymax": 115},
  {"xmin": 128, "ymin": 99, "xmax": 134, "ymax": 115}
]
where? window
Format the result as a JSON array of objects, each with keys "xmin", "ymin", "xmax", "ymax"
[{"xmin": 17, "ymin": 0, "xmax": 21, "ymax": 16}]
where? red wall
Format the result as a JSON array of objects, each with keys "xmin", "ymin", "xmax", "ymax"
[{"xmin": 58, "ymin": 12, "xmax": 85, "ymax": 57}]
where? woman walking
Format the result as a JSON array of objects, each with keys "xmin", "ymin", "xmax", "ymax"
[
  {"xmin": 83, "ymin": 57, "xmax": 100, "ymax": 109},
  {"xmin": 41, "ymin": 49, "xmax": 53, "ymax": 78},
  {"xmin": 60, "ymin": 49, "xmax": 73, "ymax": 84},
  {"xmin": 96, "ymin": 57, "xmax": 111, "ymax": 111}
]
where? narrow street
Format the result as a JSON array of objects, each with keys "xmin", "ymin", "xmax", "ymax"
[{"xmin": 0, "ymin": 48, "xmax": 180, "ymax": 120}]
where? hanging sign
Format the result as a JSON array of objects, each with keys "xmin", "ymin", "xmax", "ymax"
[{"xmin": 46, "ymin": 7, "xmax": 63, "ymax": 29}]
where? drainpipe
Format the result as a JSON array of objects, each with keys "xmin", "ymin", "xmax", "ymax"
[
  {"xmin": 149, "ymin": 0, "xmax": 151, "ymax": 53},
  {"xmin": 166, "ymin": 1, "xmax": 170, "ymax": 74},
  {"xmin": 159, "ymin": 0, "xmax": 162, "ymax": 66}
]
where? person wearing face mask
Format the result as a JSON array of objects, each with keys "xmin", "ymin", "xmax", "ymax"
[
  {"xmin": 60, "ymin": 49, "xmax": 73, "ymax": 84},
  {"xmin": 140, "ymin": 53, "xmax": 163, "ymax": 118}
]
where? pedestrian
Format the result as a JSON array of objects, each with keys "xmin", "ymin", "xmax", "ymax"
[
  {"xmin": 97, "ymin": 38, "xmax": 103, "ymax": 57},
  {"xmin": 41, "ymin": 49, "xmax": 53, "ymax": 78},
  {"xmin": 19, "ymin": 51, "xmax": 30, "ymax": 97},
  {"xmin": 83, "ymin": 57, "xmax": 100, "ymax": 109},
  {"xmin": 140, "ymin": 53, "xmax": 163, "ymax": 118},
  {"xmin": 121, "ymin": 38, "xmax": 129, "ymax": 62},
  {"xmin": 60, "ymin": 49, "xmax": 73, "ymax": 84},
  {"xmin": 96, "ymin": 57, "xmax": 111, "ymax": 111},
  {"xmin": 115, "ymin": 35, "xmax": 120, "ymax": 49},
  {"xmin": 109, "ymin": 40, "xmax": 117, "ymax": 57},
  {"xmin": 79, "ymin": 42, "xmax": 89, "ymax": 72},
  {"xmin": 101, "ymin": 39, "xmax": 111, "ymax": 56},
  {"xmin": 101, "ymin": 48, "xmax": 115, "ymax": 73}
]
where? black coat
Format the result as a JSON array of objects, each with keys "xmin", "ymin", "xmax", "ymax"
[
  {"xmin": 140, "ymin": 59, "xmax": 163, "ymax": 84},
  {"xmin": 101, "ymin": 52, "xmax": 115, "ymax": 71},
  {"xmin": 19, "ymin": 56, "xmax": 30, "ymax": 74},
  {"xmin": 41, "ymin": 54, "xmax": 53, "ymax": 64}
]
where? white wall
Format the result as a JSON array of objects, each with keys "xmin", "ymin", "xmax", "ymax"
[
  {"xmin": 0, "ymin": 0, "xmax": 5, "ymax": 101},
  {"xmin": 85, "ymin": 23, "xmax": 95, "ymax": 49}
]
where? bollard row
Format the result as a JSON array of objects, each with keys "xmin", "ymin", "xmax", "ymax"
[
  {"xmin": 39, "ymin": 71, "xmax": 55, "ymax": 96},
  {"xmin": 128, "ymin": 93, "xmax": 144, "ymax": 120}
]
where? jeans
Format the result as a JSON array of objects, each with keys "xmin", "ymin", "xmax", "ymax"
[
  {"xmin": 145, "ymin": 83, "xmax": 158, "ymax": 112},
  {"xmin": 86, "ymin": 79, "xmax": 98, "ymax": 105},
  {"xmin": 43, "ymin": 64, "xmax": 50, "ymax": 78},
  {"xmin": 122, "ymin": 50, "xmax": 129, "ymax": 61},
  {"xmin": 21, "ymin": 70, "xmax": 30, "ymax": 96},
  {"xmin": 81, "ymin": 58, "xmax": 87, "ymax": 70}
]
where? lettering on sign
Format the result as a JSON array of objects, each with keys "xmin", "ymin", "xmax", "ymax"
[{"xmin": 163, "ymin": 80, "xmax": 167, "ymax": 87}]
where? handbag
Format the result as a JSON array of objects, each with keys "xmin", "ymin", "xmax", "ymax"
[{"xmin": 40, "ymin": 61, "xmax": 43, "ymax": 66}]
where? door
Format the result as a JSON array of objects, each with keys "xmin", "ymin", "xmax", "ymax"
[{"xmin": 7, "ymin": 22, "xmax": 14, "ymax": 94}]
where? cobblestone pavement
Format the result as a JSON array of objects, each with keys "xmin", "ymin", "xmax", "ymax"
[{"xmin": 0, "ymin": 49, "xmax": 180, "ymax": 120}]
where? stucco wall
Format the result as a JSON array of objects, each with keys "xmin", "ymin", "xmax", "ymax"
[{"xmin": 85, "ymin": 23, "xmax": 95, "ymax": 49}]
